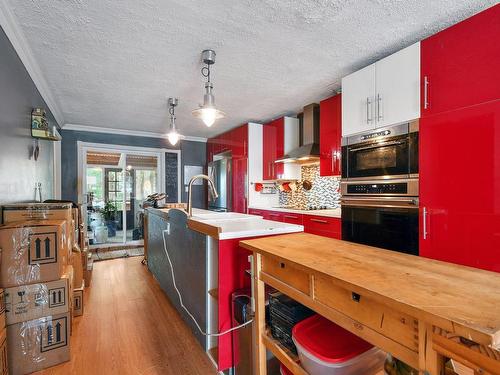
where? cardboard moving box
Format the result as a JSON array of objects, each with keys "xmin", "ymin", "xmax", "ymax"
[
  {"xmin": 2, "ymin": 203, "xmax": 74, "ymax": 258},
  {"xmin": 70, "ymin": 247, "xmax": 84, "ymax": 289},
  {"xmin": 0, "ymin": 328, "xmax": 7, "ymax": 375},
  {"xmin": 0, "ymin": 290, "xmax": 5, "ymax": 330},
  {"xmin": 73, "ymin": 283, "xmax": 84, "ymax": 317},
  {"xmin": 0, "ymin": 221, "xmax": 67, "ymax": 288},
  {"xmin": 5, "ymin": 275, "xmax": 70, "ymax": 325},
  {"xmin": 7, "ymin": 312, "xmax": 70, "ymax": 375}
]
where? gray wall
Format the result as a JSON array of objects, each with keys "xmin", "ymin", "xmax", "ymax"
[
  {"xmin": 60, "ymin": 129, "xmax": 207, "ymax": 208},
  {"xmin": 0, "ymin": 26, "xmax": 57, "ymax": 204}
]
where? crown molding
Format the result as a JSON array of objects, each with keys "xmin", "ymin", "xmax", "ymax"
[
  {"xmin": 0, "ymin": 2, "xmax": 64, "ymax": 126},
  {"xmin": 63, "ymin": 123, "xmax": 207, "ymax": 143}
]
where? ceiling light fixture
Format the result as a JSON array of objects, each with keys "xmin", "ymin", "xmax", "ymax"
[
  {"xmin": 192, "ymin": 49, "xmax": 225, "ymax": 127},
  {"xmin": 167, "ymin": 97, "xmax": 181, "ymax": 146}
]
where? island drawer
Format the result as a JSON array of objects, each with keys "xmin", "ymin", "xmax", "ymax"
[
  {"xmin": 314, "ymin": 275, "xmax": 419, "ymax": 352},
  {"xmin": 261, "ymin": 257, "xmax": 310, "ymax": 295}
]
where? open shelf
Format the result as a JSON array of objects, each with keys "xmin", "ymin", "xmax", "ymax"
[{"xmin": 263, "ymin": 330, "xmax": 308, "ymax": 375}]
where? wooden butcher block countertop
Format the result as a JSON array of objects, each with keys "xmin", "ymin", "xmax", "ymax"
[{"xmin": 240, "ymin": 232, "xmax": 500, "ymax": 350}]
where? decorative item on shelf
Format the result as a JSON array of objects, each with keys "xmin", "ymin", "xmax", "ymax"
[
  {"xmin": 192, "ymin": 49, "xmax": 225, "ymax": 127},
  {"xmin": 166, "ymin": 97, "xmax": 182, "ymax": 146},
  {"xmin": 31, "ymin": 108, "xmax": 61, "ymax": 141},
  {"xmin": 250, "ymin": 181, "xmax": 278, "ymax": 194},
  {"xmin": 302, "ymin": 180, "xmax": 312, "ymax": 191}
]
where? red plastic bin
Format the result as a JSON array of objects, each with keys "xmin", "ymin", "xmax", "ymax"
[
  {"xmin": 280, "ymin": 363, "xmax": 294, "ymax": 375},
  {"xmin": 292, "ymin": 314, "xmax": 385, "ymax": 375}
]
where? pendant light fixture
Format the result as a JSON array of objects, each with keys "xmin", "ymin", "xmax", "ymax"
[
  {"xmin": 167, "ymin": 97, "xmax": 181, "ymax": 146},
  {"xmin": 192, "ymin": 49, "xmax": 225, "ymax": 127}
]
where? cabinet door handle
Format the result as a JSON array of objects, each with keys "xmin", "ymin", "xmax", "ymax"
[
  {"xmin": 376, "ymin": 93, "xmax": 382, "ymax": 121},
  {"xmin": 424, "ymin": 76, "xmax": 429, "ymax": 110},
  {"xmin": 268, "ymin": 162, "xmax": 271, "ymax": 178},
  {"xmin": 284, "ymin": 215, "xmax": 298, "ymax": 219},
  {"xmin": 310, "ymin": 218, "xmax": 328, "ymax": 224},
  {"xmin": 423, "ymin": 207, "xmax": 428, "ymax": 239},
  {"xmin": 366, "ymin": 97, "xmax": 372, "ymax": 124}
]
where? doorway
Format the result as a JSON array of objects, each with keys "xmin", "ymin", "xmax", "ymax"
[{"xmin": 78, "ymin": 142, "xmax": 177, "ymax": 248}]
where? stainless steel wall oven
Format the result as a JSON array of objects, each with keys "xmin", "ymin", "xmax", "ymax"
[{"xmin": 341, "ymin": 121, "xmax": 419, "ymax": 256}]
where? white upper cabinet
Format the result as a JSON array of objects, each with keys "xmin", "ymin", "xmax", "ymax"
[
  {"xmin": 375, "ymin": 42, "xmax": 420, "ymax": 128},
  {"xmin": 342, "ymin": 63, "xmax": 376, "ymax": 137},
  {"xmin": 342, "ymin": 42, "xmax": 421, "ymax": 136}
]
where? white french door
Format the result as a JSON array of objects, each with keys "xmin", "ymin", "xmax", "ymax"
[{"xmin": 78, "ymin": 142, "xmax": 171, "ymax": 247}]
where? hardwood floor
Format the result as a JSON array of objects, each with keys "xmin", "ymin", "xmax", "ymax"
[{"xmin": 34, "ymin": 257, "xmax": 217, "ymax": 375}]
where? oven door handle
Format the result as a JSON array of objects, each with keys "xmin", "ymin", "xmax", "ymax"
[
  {"xmin": 349, "ymin": 140, "xmax": 406, "ymax": 152},
  {"xmin": 341, "ymin": 197, "xmax": 419, "ymax": 208}
]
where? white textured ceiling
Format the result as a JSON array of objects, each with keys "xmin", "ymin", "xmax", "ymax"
[{"xmin": 3, "ymin": 0, "xmax": 496, "ymax": 138}]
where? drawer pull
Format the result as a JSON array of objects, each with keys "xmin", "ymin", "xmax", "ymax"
[
  {"xmin": 269, "ymin": 213, "xmax": 280, "ymax": 217},
  {"xmin": 351, "ymin": 292, "xmax": 361, "ymax": 302},
  {"xmin": 284, "ymin": 215, "xmax": 298, "ymax": 219},
  {"xmin": 280, "ymin": 262, "xmax": 285, "ymax": 269},
  {"xmin": 310, "ymin": 218, "xmax": 328, "ymax": 224}
]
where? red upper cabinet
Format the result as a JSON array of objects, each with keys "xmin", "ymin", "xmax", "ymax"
[
  {"xmin": 206, "ymin": 138, "xmax": 214, "ymax": 163},
  {"xmin": 213, "ymin": 135, "xmax": 222, "ymax": 156},
  {"xmin": 421, "ymin": 4, "xmax": 500, "ymax": 117},
  {"xmin": 262, "ymin": 118, "xmax": 284, "ymax": 180},
  {"xmin": 231, "ymin": 157, "xmax": 247, "ymax": 213},
  {"xmin": 231, "ymin": 124, "xmax": 248, "ymax": 159},
  {"xmin": 419, "ymin": 100, "xmax": 500, "ymax": 273},
  {"xmin": 319, "ymin": 94, "xmax": 342, "ymax": 176}
]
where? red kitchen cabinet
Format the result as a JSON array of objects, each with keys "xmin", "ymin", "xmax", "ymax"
[
  {"xmin": 281, "ymin": 213, "xmax": 303, "ymax": 225},
  {"xmin": 303, "ymin": 215, "xmax": 341, "ymax": 239},
  {"xmin": 231, "ymin": 124, "xmax": 248, "ymax": 158},
  {"xmin": 266, "ymin": 211, "xmax": 283, "ymax": 222},
  {"xmin": 220, "ymin": 131, "xmax": 230, "ymax": 153},
  {"xmin": 231, "ymin": 157, "xmax": 247, "ymax": 213},
  {"xmin": 420, "ymin": 100, "xmax": 500, "ymax": 272},
  {"xmin": 248, "ymin": 208, "xmax": 264, "ymax": 216},
  {"xmin": 320, "ymin": 94, "xmax": 342, "ymax": 176},
  {"xmin": 421, "ymin": 4, "xmax": 500, "ymax": 117},
  {"xmin": 262, "ymin": 118, "xmax": 284, "ymax": 180},
  {"xmin": 213, "ymin": 135, "xmax": 222, "ymax": 156},
  {"xmin": 206, "ymin": 138, "xmax": 214, "ymax": 163}
]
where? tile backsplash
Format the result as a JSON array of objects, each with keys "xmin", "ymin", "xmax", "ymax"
[{"xmin": 279, "ymin": 164, "xmax": 341, "ymax": 209}]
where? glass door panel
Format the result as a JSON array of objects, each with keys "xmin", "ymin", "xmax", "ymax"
[
  {"xmin": 84, "ymin": 149, "xmax": 161, "ymax": 247},
  {"xmin": 124, "ymin": 154, "xmax": 159, "ymax": 242}
]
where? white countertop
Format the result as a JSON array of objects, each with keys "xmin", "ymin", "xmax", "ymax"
[
  {"xmin": 248, "ymin": 206, "xmax": 342, "ymax": 218},
  {"xmin": 188, "ymin": 209, "xmax": 304, "ymax": 240}
]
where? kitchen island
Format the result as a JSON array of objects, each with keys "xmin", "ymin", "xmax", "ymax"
[
  {"xmin": 145, "ymin": 207, "xmax": 303, "ymax": 371},
  {"xmin": 240, "ymin": 233, "xmax": 500, "ymax": 375}
]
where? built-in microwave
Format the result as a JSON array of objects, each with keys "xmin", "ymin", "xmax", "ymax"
[{"xmin": 341, "ymin": 121, "xmax": 418, "ymax": 180}]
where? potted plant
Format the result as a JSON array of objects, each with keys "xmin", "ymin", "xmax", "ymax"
[{"xmin": 101, "ymin": 201, "xmax": 118, "ymax": 237}]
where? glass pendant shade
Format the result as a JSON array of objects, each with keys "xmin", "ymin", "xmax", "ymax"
[{"xmin": 167, "ymin": 129, "xmax": 180, "ymax": 145}]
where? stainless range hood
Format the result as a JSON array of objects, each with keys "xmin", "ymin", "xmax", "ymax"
[{"xmin": 275, "ymin": 103, "xmax": 320, "ymax": 164}]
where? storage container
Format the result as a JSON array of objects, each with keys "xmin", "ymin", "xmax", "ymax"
[
  {"xmin": 280, "ymin": 363, "xmax": 293, "ymax": 375},
  {"xmin": 292, "ymin": 315, "xmax": 385, "ymax": 375}
]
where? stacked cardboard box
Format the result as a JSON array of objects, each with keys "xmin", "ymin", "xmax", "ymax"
[
  {"xmin": 0, "ymin": 221, "xmax": 72, "ymax": 375},
  {"xmin": 73, "ymin": 282, "xmax": 84, "ymax": 317},
  {"xmin": 2, "ymin": 203, "xmax": 75, "ymax": 264},
  {"xmin": 0, "ymin": 289, "xmax": 8, "ymax": 375}
]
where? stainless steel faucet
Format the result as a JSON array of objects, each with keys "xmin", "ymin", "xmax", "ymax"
[{"xmin": 187, "ymin": 174, "xmax": 219, "ymax": 217}]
